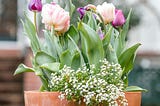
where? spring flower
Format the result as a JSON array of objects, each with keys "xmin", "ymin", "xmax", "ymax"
[
  {"xmin": 97, "ymin": 2, "xmax": 115, "ymax": 24},
  {"xmin": 77, "ymin": 4, "xmax": 97, "ymax": 20},
  {"xmin": 112, "ymin": 9, "xmax": 126, "ymax": 27},
  {"xmin": 77, "ymin": 7, "xmax": 86, "ymax": 20},
  {"xmin": 41, "ymin": 3, "xmax": 70, "ymax": 33},
  {"xmin": 28, "ymin": 0, "xmax": 42, "ymax": 12},
  {"xmin": 84, "ymin": 4, "xmax": 96, "ymax": 11}
]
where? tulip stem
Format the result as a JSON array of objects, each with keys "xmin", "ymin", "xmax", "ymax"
[
  {"xmin": 97, "ymin": 13, "xmax": 107, "ymax": 34},
  {"xmin": 34, "ymin": 12, "xmax": 38, "ymax": 35}
]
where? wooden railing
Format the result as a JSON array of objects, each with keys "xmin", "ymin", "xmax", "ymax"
[{"xmin": 0, "ymin": 49, "xmax": 24, "ymax": 106}]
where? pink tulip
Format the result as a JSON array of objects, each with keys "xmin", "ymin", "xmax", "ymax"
[
  {"xmin": 112, "ymin": 9, "xmax": 126, "ymax": 27},
  {"xmin": 97, "ymin": 2, "xmax": 115, "ymax": 24},
  {"xmin": 28, "ymin": 0, "xmax": 42, "ymax": 12},
  {"xmin": 41, "ymin": 3, "xmax": 70, "ymax": 34}
]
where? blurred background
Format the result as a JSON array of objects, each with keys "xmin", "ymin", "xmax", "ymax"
[{"xmin": 0, "ymin": 0, "xmax": 160, "ymax": 106}]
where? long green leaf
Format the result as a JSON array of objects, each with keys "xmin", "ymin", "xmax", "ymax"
[
  {"xmin": 121, "ymin": 9, "xmax": 132, "ymax": 47},
  {"xmin": 22, "ymin": 14, "xmax": 41, "ymax": 55},
  {"xmin": 64, "ymin": 0, "xmax": 75, "ymax": 16},
  {"xmin": 35, "ymin": 51, "xmax": 56, "ymax": 65},
  {"xmin": 64, "ymin": 25, "xmax": 79, "ymax": 55},
  {"xmin": 105, "ymin": 44, "xmax": 118, "ymax": 63},
  {"xmin": 14, "ymin": 64, "xmax": 34, "ymax": 75},
  {"xmin": 40, "ymin": 62, "xmax": 61, "ymax": 72},
  {"xmin": 118, "ymin": 43, "xmax": 141, "ymax": 74},
  {"xmin": 39, "ymin": 76, "xmax": 50, "ymax": 91},
  {"xmin": 43, "ymin": 30, "xmax": 59, "ymax": 58},
  {"xmin": 87, "ymin": 12, "xmax": 97, "ymax": 31},
  {"xmin": 65, "ymin": 25, "xmax": 79, "ymax": 44},
  {"xmin": 102, "ymin": 26, "xmax": 113, "ymax": 48},
  {"xmin": 68, "ymin": 35, "xmax": 85, "ymax": 66},
  {"xmin": 125, "ymin": 86, "xmax": 147, "ymax": 92},
  {"xmin": 60, "ymin": 50, "xmax": 72, "ymax": 66},
  {"xmin": 71, "ymin": 51, "xmax": 81, "ymax": 70},
  {"xmin": 78, "ymin": 22, "xmax": 104, "ymax": 65}
]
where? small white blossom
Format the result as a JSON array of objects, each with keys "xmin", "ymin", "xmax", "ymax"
[{"xmin": 49, "ymin": 59, "xmax": 127, "ymax": 106}]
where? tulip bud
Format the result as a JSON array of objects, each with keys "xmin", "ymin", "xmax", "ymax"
[
  {"xmin": 84, "ymin": 4, "xmax": 96, "ymax": 11},
  {"xmin": 41, "ymin": 3, "xmax": 70, "ymax": 34},
  {"xmin": 112, "ymin": 9, "xmax": 126, "ymax": 27},
  {"xmin": 77, "ymin": 7, "xmax": 86, "ymax": 20},
  {"xmin": 28, "ymin": 0, "xmax": 42, "ymax": 12},
  {"xmin": 97, "ymin": 2, "xmax": 115, "ymax": 24}
]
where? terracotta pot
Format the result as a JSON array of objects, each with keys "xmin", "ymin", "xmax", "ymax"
[
  {"xmin": 125, "ymin": 92, "xmax": 141, "ymax": 106},
  {"xmin": 24, "ymin": 91, "xmax": 141, "ymax": 106},
  {"xmin": 24, "ymin": 91, "xmax": 85, "ymax": 106}
]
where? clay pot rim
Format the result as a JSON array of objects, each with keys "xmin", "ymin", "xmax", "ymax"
[
  {"xmin": 124, "ymin": 91, "xmax": 142, "ymax": 94},
  {"xmin": 24, "ymin": 90, "xmax": 142, "ymax": 97},
  {"xmin": 24, "ymin": 90, "xmax": 60, "ymax": 94}
]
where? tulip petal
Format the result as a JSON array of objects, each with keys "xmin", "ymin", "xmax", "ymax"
[
  {"xmin": 97, "ymin": 2, "xmax": 115, "ymax": 24},
  {"xmin": 28, "ymin": 0, "xmax": 42, "ymax": 12},
  {"xmin": 41, "ymin": 3, "xmax": 70, "ymax": 34},
  {"xmin": 112, "ymin": 9, "xmax": 126, "ymax": 27}
]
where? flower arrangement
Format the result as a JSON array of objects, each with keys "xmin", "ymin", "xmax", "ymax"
[{"xmin": 14, "ymin": 0, "xmax": 146, "ymax": 105}]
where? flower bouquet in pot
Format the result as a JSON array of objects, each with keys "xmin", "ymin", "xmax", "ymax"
[{"xmin": 14, "ymin": 0, "xmax": 146, "ymax": 106}]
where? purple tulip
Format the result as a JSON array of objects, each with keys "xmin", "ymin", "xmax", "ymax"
[
  {"xmin": 77, "ymin": 7, "xmax": 86, "ymax": 19},
  {"xmin": 112, "ymin": 9, "xmax": 126, "ymax": 27},
  {"xmin": 28, "ymin": 0, "xmax": 42, "ymax": 12}
]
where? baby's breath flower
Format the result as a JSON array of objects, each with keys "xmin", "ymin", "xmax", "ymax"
[{"xmin": 49, "ymin": 58, "xmax": 126, "ymax": 105}]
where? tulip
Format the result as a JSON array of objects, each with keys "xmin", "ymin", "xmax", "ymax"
[
  {"xmin": 77, "ymin": 7, "xmax": 86, "ymax": 20},
  {"xmin": 97, "ymin": 2, "xmax": 115, "ymax": 24},
  {"xmin": 41, "ymin": 3, "xmax": 70, "ymax": 34},
  {"xmin": 28, "ymin": 0, "xmax": 42, "ymax": 12},
  {"xmin": 84, "ymin": 4, "xmax": 96, "ymax": 11},
  {"xmin": 112, "ymin": 9, "xmax": 126, "ymax": 27}
]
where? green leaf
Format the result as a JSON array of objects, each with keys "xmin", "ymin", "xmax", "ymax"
[
  {"xmin": 71, "ymin": 51, "xmax": 81, "ymax": 70},
  {"xmin": 118, "ymin": 43, "xmax": 141, "ymax": 74},
  {"xmin": 35, "ymin": 51, "xmax": 56, "ymax": 65},
  {"xmin": 121, "ymin": 9, "xmax": 132, "ymax": 47},
  {"xmin": 78, "ymin": 22, "xmax": 104, "ymax": 65},
  {"xmin": 34, "ymin": 67, "xmax": 44, "ymax": 76},
  {"xmin": 87, "ymin": 12, "xmax": 97, "ymax": 31},
  {"xmin": 67, "ymin": 34, "xmax": 85, "ymax": 66},
  {"xmin": 40, "ymin": 62, "xmax": 61, "ymax": 72},
  {"xmin": 14, "ymin": 64, "xmax": 34, "ymax": 75},
  {"xmin": 65, "ymin": 25, "xmax": 79, "ymax": 44},
  {"xmin": 102, "ymin": 25, "xmax": 113, "ymax": 48},
  {"xmin": 64, "ymin": 25, "xmax": 79, "ymax": 55},
  {"xmin": 43, "ymin": 30, "xmax": 59, "ymax": 59},
  {"xmin": 39, "ymin": 85, "xmax": 46, "ymax": 91},
  {"xmin": 125, "ymin": 86, "xmax": 147, "ymax": 92},
  {"xmin": 60, "ymin": 50, "xmax": 72, "ymax": 66},
  {"xmin": 45, "ymin": 0, "xmax": 52, "ymax": 3},
  {"xmin": 64, "ymin": 0, "xmax": 75, "ymax": 16},
  {"xmin": 105, "ymin": 44, "xmax": 118, "ymax": 63},
  {"xmin": 39, "ymin": 76, "xmax": 50, "ymax": 91},
  {"xmin": 22, "ymin": 14, "xmax": 41, "ymax": 55}
]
